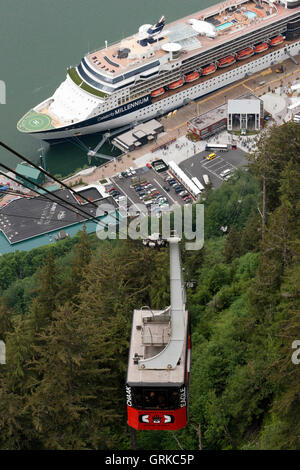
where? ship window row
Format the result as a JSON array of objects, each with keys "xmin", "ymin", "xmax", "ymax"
[
  {"xmin": 95, "ymin": 41, "xmax": 300, "ymax": 114},
  {"xmin": 130, "ymin": 71, "xmax": 183, "ymax": 97},
  {"xmin": 129, "ymin": 45, "xmax": 286, "ymax": 99},
  {"xmin": 82, "ymin": 57, "xmax": 160, "ymax": 85}
]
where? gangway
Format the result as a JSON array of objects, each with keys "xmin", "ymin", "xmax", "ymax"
[
  {"xmin": 87, "ymin": 123, "xmax": 136, "ymax": 159},
  {"xmin": 286, "ymin": 50, "xmax": 298, "ymax": 65}
]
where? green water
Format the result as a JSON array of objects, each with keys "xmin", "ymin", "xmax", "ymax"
[{"xmin": 0, "ymin": 0, "xmax": 215, "ymax": 177}]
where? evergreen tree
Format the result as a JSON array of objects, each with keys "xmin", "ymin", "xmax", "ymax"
[
  {"xmin": 27, "ymin": 302, "xmax": 126, "ymax": 450},
  {"xmin": 30, "ymin": 252, "xmax": 60, "ymax": 331},
  {"xmin": 224, "ymin": 227, "xmax": 241, "ymax": 263}
]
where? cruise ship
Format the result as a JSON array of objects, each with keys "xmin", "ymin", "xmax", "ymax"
[{"xmin": 17, "ymin": 0, "xmax": 300, "ymax": 141}]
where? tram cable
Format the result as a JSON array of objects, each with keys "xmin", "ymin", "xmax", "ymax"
[
  {"xmin": 0, "ymin": 169, "xmax": 126, "ymax": 238},
  {"xmin": 0, "ymin": 140, "xmax": 123, "ymax": 227},
  {"xmin": 0, "ymin": 140, "xmax": 99, "ymax": 208},
  {"xmin": 0, "ymin": 163, "xmax": 111, "ymax": 230}
]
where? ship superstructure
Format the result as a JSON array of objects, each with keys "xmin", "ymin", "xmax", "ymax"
[{"xmin": 17, "ymin": 0, "xmax": 300, "ymax": 141}]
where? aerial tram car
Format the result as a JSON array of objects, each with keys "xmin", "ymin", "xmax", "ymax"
[{"xmin": 126, "ymin": 233, "xmax": 191, "ymax": 431}]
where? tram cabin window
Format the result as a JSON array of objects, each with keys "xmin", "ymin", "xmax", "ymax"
[{"xmin": 131, "ymin": 387, "xmax": 181, "ymax": 410}]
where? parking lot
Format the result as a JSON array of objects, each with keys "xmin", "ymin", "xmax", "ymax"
[
  {"xmin": 106, "ymin": 146, "xmax": 248, "ymax": 216},
  {"xmin": 109, "ymin": 166, "xmax": 190, "ymax": 214},
  {"xmin": 179, "ymin": 147, "xmax": 248, "ymax": 189}
]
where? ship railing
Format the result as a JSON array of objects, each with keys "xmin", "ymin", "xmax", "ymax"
[{"xmin": 87, "ymin": 32, "xmax": 141, "ymax": 57}]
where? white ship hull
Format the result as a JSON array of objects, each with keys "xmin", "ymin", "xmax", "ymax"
[{"xmin": 29, "ymin": 40, "xmax": 300, "ymax": 141}]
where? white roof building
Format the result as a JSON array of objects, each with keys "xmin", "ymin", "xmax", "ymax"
[{"xmin": 227, "ymin": 94, "xmax": 263, "ymax": 131}]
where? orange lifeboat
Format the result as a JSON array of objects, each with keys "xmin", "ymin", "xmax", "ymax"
[
  {"xmin": 151, "ymin": 87, "xmax": 165, "ymax": 98},
  {"xmin": 202, "ymin": 64, "xmax": 217, "ymax": 76},
  {"xmin": 169, "ymin": 79, "xmax": 184, "ymax": 90},
  {"xmin": 185, "ymin": 71, "xmax": 200, "ymax": 82},
  {"xmin": 216, "ymin": 55, "xmax": 236, "ymax": 68},
  {"xmin": 269, "ymin": 35, "xmax": 284, "ymax": 46},
  {"xmin": 236, "ymin": 47, "xmax": 254, "ymax": 60},
  {"xmin": 254, "ymin": 42, "xmax": 269, "ymax": 53}
]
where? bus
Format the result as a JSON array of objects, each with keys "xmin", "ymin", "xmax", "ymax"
[
  {"xmin": 168, "ymin": 161, "xmax": 201, "ymax": 198},
  {"xmin": 202, "ymin": 174, "xmax": 211, "ymax": 186},
  {"xmin": 205, "ymin": 143, "xmax": 230, "ymax": 152},
  {"xmin": 192, "ymin": 177, "xmax": 204, "ymax": 192}
]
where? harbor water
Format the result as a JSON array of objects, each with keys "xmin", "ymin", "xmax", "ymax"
[{"xmin": 0, "ymin": 0, "xmax": 215, "ymax": 178}]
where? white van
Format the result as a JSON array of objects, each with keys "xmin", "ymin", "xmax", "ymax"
[
  {"xmin": 203, "ymin": 174, "xmax": 211, "ymax": 186},
  {"xmin": 220, "ymin": 169, "xmax": 232, "ymax": 179}
]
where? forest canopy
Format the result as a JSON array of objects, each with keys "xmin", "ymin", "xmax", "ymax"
[{"xmin": 0, "ymin": 122, "xmax": 299, "ymax": 450}]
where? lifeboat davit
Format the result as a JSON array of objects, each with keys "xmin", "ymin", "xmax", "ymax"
[
  {"xmin": 269, "ymin": 35, "xmax": 284, "ymax": 46},
  {"xmin": 236, "ymin": 47, "xmax": 254, "ymax": 60},
  {"xmin": 202, "ymin": 64, "xmax": 217, "ymax": 76},
  {"xmin": 185, "ymin": 71, "xmax": 200, "ymax": 82},
  {"xmin": 169, "ymin": 79, "xmax": 184, "ymax": 90},
  {"xmin": 254, "ymin": 42, "xmax": 269, "ymax": 53},
  {"xmin": 151, "ymin": 87, "xmax": 165, "ymax": 98},
  {"xmin": 217, "ymin": 55, "xmax": 236, "ymax": 68}
]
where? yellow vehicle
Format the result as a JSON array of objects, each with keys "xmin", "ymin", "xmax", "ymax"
[{"xmin": 206, "ymin": 153, "xmax": 216, "ymax": 160}]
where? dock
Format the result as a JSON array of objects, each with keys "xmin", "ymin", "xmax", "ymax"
[{"xmin": 0, "ymin": 187, "xmax": 117, "ymax": 245}]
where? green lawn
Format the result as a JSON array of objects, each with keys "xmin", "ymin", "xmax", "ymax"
[{"xmin": 67, "ymin": 67, "xmax": 108, "ymax": 99}]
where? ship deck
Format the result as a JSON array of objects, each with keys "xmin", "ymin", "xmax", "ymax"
[
  {"xmin": 151, "ymin": 35, "xmax": 295, "ymax": 104},
  {"xmin": 87, "ymin": 0, "xmax": 300, "ymax": 76}
]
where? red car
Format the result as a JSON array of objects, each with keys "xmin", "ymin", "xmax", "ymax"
[
  {"xmin": 146, "ymin": 163, "xmax": 152, "ymax": 169},
  {"xmin": 107, "ymin": 187, "xmax": 116, "ymax": 192}
]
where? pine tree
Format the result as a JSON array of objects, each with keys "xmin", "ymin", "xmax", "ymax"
[
  {"xmin": 0, "ymin": 298, "xmax": 13, "ymax": 341},
  {"xmin": 27, "ymin": 302, "xmax": 126, "ymax": 450},
  {"xmin": 30, "ymin": 252, "xmax": 60, "ymax": 331},
  {"xmin": 224, "ymin": 227, "xmax": 241, "ymax": 263},
  {"xmin": 0, "ymin": 317, "xmax": 37, "ymax": 449},
  {"xmin": 59, "ymin": 223, "xmax": 92, "ymax": 303}
]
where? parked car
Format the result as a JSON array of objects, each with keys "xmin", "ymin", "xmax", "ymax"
[
  {"xmin": 168, "ymin": 179, "xmax": 177, "ymax": 185},
  {"xmin": 179, "ymin": 191, "xmax": 189, "ymax": 197},
  {"xmin": 158, "ymin": 199, "xmax": 168, "ymax": 206},
  {"xmin": 220, "ymin": 169, "xmax": 232, "ymax": 179},
  {"xmin": 107, "ymin": 187, "xmax": 116, "ymax": 192},
  {"xmin": 163, "ymin": 185, "xmax": 170, "ymax": 192},
  {"xmin": 175, "ymin": 186, "xmax": 184, "ymax": 193}
]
